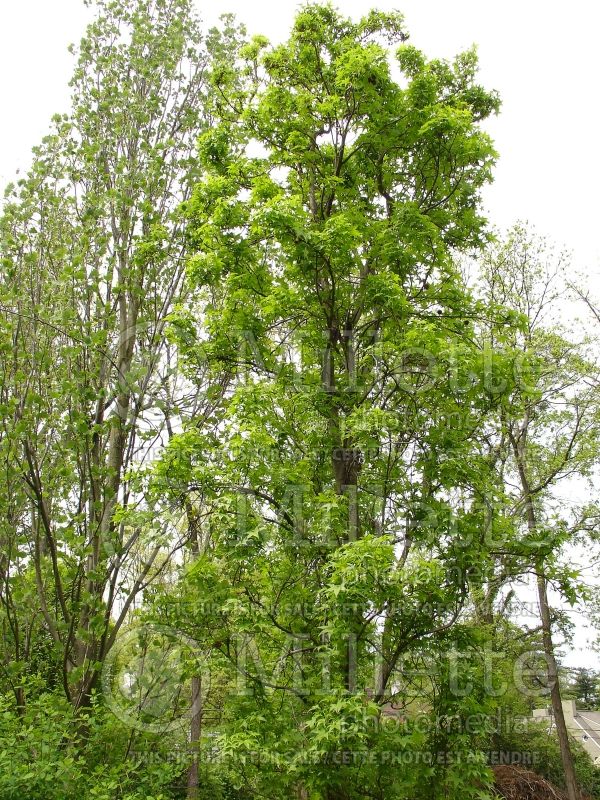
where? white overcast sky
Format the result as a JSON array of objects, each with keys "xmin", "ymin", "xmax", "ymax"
[
  {"xmin": 2, "ymin": 0, "xmax": 600, "ymax": 277},
  {"xmin": 1, "ymin": 0, "xmax": 599, "ymax": 666}
]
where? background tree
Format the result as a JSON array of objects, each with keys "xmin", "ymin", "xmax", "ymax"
[
  {"xmin": 476, "ymin": 224, "xmax": 600, "ymax": 800},
  {"xmin": 567, "ymin": 668, "xmax": 600, "ymax": 710},
  {"xmin": 0, "ymin": 0, "xmax": 221, "ymax": 712}
]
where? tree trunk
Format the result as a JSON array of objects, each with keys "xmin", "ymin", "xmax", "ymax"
[
  {"xmin": 187, "ymin": 503, "xmax": 203, "ymax": 798},
  {"xmin": 510, "ymin": 427, "xmax": 580, "ymax": 800},
  {"xmin": 327, "ymin": 323, "xmax": 362, "ymax": 692},
  {"xmin": 537, "ymin": 567, "xmax": 580, "ymax": 800},
  {"xmin": 186, "ymin": 675, "xmax": 203, "ymax": 799}
]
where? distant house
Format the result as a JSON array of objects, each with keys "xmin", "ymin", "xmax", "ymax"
[{"xmin": 532, "ymin": 700, "xmax": 600, "ymax": 764}]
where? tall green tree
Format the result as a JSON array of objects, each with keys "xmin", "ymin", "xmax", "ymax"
[
  {"xmin": 0, "ymin": 0, "xmax": 222, "ymax": 711},
  {"xmin": 161, "ymin": 5, "xmax": 507, "ymax": 798}
]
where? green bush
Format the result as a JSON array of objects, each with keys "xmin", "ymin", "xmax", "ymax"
[{"xmin": 0, "ymin": 692, "xmax": 185, "ymax": 800}]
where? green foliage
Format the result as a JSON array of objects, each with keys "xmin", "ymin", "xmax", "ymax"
[
  {"xmin": 158, "ymin": 4, "xmax": 505, "ymax": 798},
  {"xmin": 1, "ymin": 3, "xmax": 600, "ymax": 800},
  {"xmin": 0, "ymin": 692, "xmax": 184, "ymax": 800},
  {"xmin": 0, "ymin": 0, "xmax": 220, "ymax": 712},
  {"xmin": 566, "ymin": 668, "xmax": 600, "ymax": 710}
]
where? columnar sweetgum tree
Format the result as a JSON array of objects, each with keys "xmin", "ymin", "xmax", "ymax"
[{"xmin": 159, "ymin": 5, "xmax": 510, "ymax": 798}]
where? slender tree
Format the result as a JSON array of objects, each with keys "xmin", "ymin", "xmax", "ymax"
[
  {"xmin": 0, "ymin": 0, "xmax": 221, "ymax": 710},
  {"xmin": 478, "ymin": 225, "xmax": 600, "ymax": 800}
]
